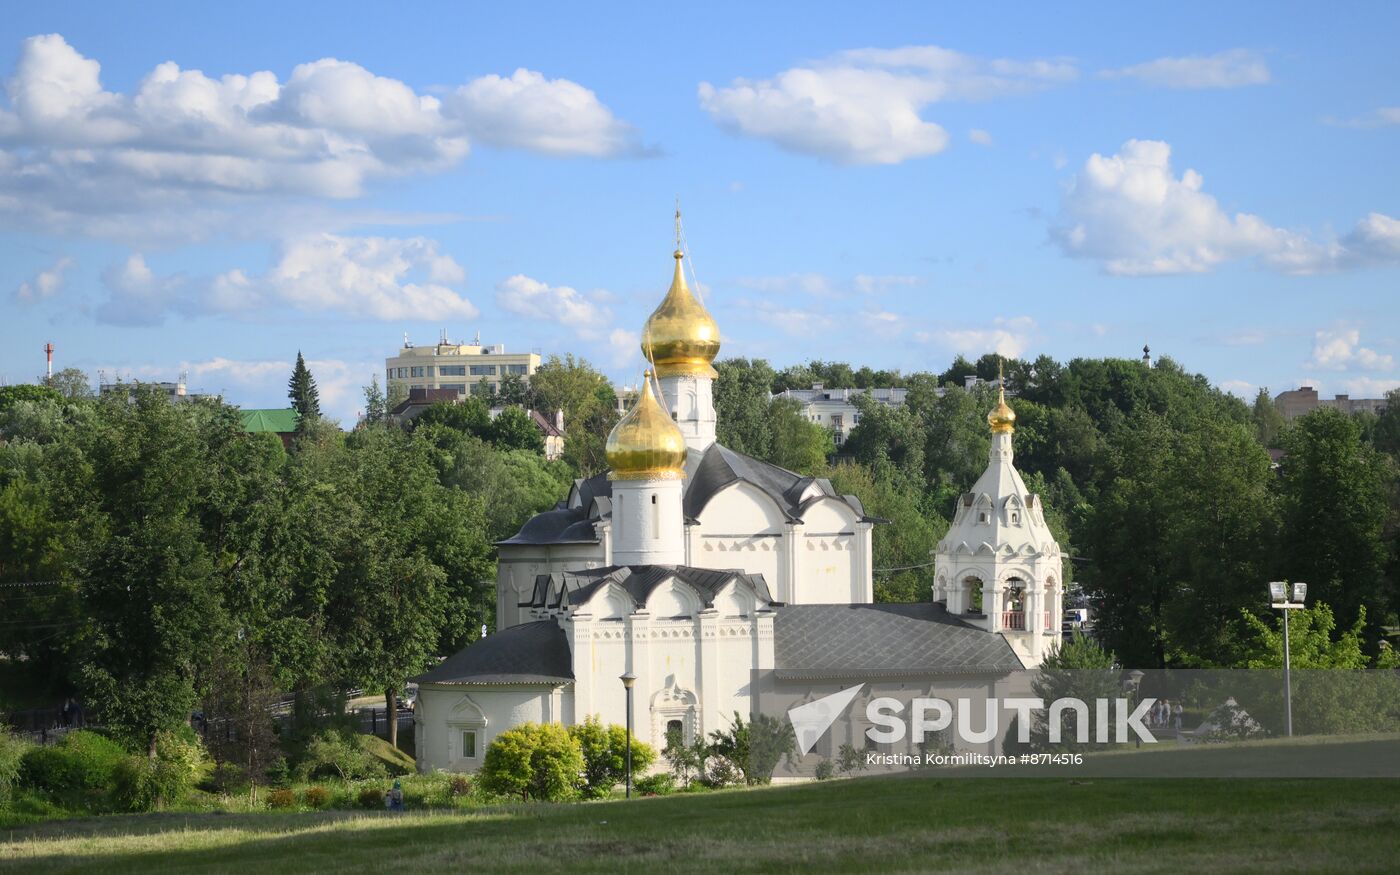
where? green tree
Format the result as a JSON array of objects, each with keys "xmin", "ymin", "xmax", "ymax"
[
  {"xmin": 361, "ymin": 376, "xmax": 389, "ymax": 427},
  {"xmin": 822, "ymin": 461, "xmax": 944, "ymax": 602},
  {"xmin": 567, "ymin": 716, "xmax": 656, "ymax": 798},
  {"xmin": 1029, "ymin": 635, "xmax": 1121, "ymax": 752},
  {"xmin": 1371, "ymin": 389, "xmax": 1400, "ymax": 459},
  {"xmin": 479, "ymin": 722, "xmax": 584, "ymax": 801},
  {"xmin": 707, "ymin": 711, "xmax": 794, "ymax": 786},
  {"xmin": 61, "ymin": 389, "xmax": 228, "ymax": 754},
  {"xmin": 1252, "ymin": 388, "xmax": 1287, "ymax": 448},
  {"xmin": 329, "ymin": 427, "xmax": 453, "ymax": 748},
  {"xmin": 766, "ymin": 397, "xmax": 833, "ymax": 475},
  {"xmin": 0, "ymin": 384, "xmax": 62, "ymax": 411},
  {"xmin": 1278, "ymin": 409, "xmax": 1393, "ymax": 634},
  {"xmin": 497, "ymin": 373, "xmax": 533, "ymax": 408},
  {"xmin": 489, "ymin": 406, "xmax": 545, "ymax": 454},
  {"xmin": 43, "ymin": 367, "xmax": 92, "ymax": 400},
  {"xmin": 1238, "ymin": 602, "xmax": 1369, "ymax": 669},
  {"xmin": 287, "ymin": 352, "xmax": 321, "ymax": 430},
  {"xmin": 715, "ymin": 358, "xmax": 777, "ymax": 458},
  {"xmin": 412, "ymin": 397, "xmax": 491, "ymax": 437}
]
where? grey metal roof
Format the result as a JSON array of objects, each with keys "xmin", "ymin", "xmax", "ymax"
[
  {"xmin": 773, "ymin": 603, "xmax": 1025, "ymax": 677},
  {"xmin": 523, "ymin": 564, "xmax": 776, "ymax": 612},
  {"xmin": 497, "ymin": 443, "xmax": 872, "ymax": 546},
  {"xmin": 413, "ymin": 621, "xmax": 573, "ymax": 685}
]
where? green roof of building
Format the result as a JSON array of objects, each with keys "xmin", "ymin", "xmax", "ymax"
[{"xmin": 239, "ymin": 408, "xmax": 300, "ymax": 433}]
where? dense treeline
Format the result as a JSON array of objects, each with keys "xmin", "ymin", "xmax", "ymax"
[
  {"xmin": 716, "ymin": 354, "xmax": 1400, "ymax": 668},
  {"xmin": 2, "ymin": 350, "xmax": 1398, "ymax": 774},
  {"xmin": 0, "ymin": 358, "xmax": 604, "ymax": 757}
]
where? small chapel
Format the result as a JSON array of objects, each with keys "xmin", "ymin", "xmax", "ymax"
[{"xmin": 413, "ymin": 231, "xmax": 1064, "ymax": 774}]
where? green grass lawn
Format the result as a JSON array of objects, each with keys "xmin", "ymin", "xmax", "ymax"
[{"xmin": 4, "ymin": 770, "xmax": 1400, "ymax": 874}]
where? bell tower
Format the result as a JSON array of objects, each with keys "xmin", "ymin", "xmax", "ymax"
[{"xmin": 932, "ymin": 371, "xmax": 1064, "ymax": 668}]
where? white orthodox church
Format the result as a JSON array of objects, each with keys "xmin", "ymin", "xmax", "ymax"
[{"xmin": 413, "ymin": 240, "xmax": 1063, "ymax": 774}]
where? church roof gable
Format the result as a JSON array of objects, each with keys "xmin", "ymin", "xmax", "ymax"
[
  {"xmin": 413, "ymin": 621, "xmax": 573, "ymax": 685},
  {"xmin": 499, "ymin": 443, "xmax": 874, "ymax": 546},
  {"xmin": 773, "ymin": 603, "xmax": 1024, "ymax": 677}
]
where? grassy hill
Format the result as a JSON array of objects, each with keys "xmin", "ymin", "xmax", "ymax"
[{"xmin": 4, "ymin": 760, "xmax": 1400, "ymax": 873}]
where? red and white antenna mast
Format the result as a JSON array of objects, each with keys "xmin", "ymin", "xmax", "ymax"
[{"xmin": 44, "ymin": 342, "xmax": 54, "ymax": 379}]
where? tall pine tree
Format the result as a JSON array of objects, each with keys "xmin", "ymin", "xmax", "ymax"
[{"xmin": 287, "ymin": 352, "xmax": 321, "ymax": 430}]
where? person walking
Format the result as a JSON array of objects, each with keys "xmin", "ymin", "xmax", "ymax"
[{"xmin": 1173, "ymin": 702, "xmax": 1184, "ymax": 732}]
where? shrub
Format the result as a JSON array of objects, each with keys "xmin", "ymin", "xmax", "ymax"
[
  {"xmin": 110, "ymin": 730, "xmax": 207, "ymax": 812},
  {"xmin": 447, "ymin": 775, "xmax": 472, "ymax": 798},
  {"xmin": 0, "ymin": 730, "xmax": 29, "ymax": 808},
  {"xmin": 266, "ymin": 788, "xmax": 297, "ymax": 809},
  {"xmin": 358, "ymin": 786, "xmax": 385, "ymax": 809},
  {"xmin": 707, "ymin": 712, "xmax": 794, "ymax": 786},
  {"xmin": 303, "ymin": 786, "xmax": 331, "ymax": 808},
  {"xmin": 700, "ymin": 755, "xmax": 742, "ymax": 788},
  {"xmin": 634, "ymin": 773, "xmax": 674, "ymax": 796},
  {"xmin": 19, "ymin": 731, "xmax": 126, "ymax": 800},
  {"xmin": 265, "ymin": 757, "xmax": 291, "ymax": 787},
  {"xmin": 567, "ymin": 716, "xmax": 657, "ymax": 799},
  {"xmin": 814, "ymin": 759, "xmax": 835, "ymax": 781},
  {"xmin": 296, "ymin": 730, "xmax": 386, "ymax": 781},
  {"xmin": 479, "ymin": 722, "xmax": 584, "ymax": 802}
]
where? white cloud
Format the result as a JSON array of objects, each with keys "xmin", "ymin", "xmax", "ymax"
[
  {"xmin": 495, "ymin": 274, "xmax": 610, "ymax": 338},
  {"xmin": 449, "ymin": 69, "xmax": 641, "ymax": 157},
  {"xmin": 14, "ymin": 255, "xmax": 73, "ymax": 301},
  {"xmin": 99, "ymin": 234, "xmax": 475, "ymax": 324},
  {"xmin": 1051, "ymin": 139, "xmax": 1400, "ymax": 275},
  {"xmin": 698, "ymin": 45, "xmax": 1075, "ymax": 164},
  {"xmin": 1307, "ymin": 327, "xmax": 1394, "ymax": 372},
  {"xmin": 1324, "ymin": 106, "xmax": 1400, "ymax": 128},
  {"xmin": 0, "ymin": 34, "xmax": 638, "ymax": 238},
  {"xmin": 968, "ymin": 128, "xmax": 994, "ymax": 147},
  {"xmin": 1336, "ymin": 376, "xmax": 1400, "ymax": 398},
  {"xmin": 739, "ymin": 272, "xmax": 919, "ymax": 298},
  {"xmin": 1218, "ymin": 379, "xmax": 1257, "ymax": 399},
  {"xmin": 1102, "ymin": 49, "xmax": 1270, "ymax": 89},
  {"xmin": 932, "ymin": 316, "xmax": 1037, "ymax": 358},
  {"xmin": 607, "ymin": 328, "xmax": 642, "ymax": 369}
]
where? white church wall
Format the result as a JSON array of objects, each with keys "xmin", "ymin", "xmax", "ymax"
[
  {"xmin": 496, "ymin": 543, "xmax": 607, "ymax": 629},
  {"xmin": 415, "ymin": 684, "xmax": 564, "ymax": 773}
]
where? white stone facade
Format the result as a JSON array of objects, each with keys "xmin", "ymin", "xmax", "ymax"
[{"xmin": 416, "ymin": 571, "xmax": 775, "ymax": 773}]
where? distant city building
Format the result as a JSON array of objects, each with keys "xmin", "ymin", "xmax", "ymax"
[
  {"xmin": 1274, "ymin": 386, "xmax": 1390, "ymax": 420},
  {"xmin": 491, "ymin": 407, "xmax": 566, "ymax": 460},
  {"xmin": 775, "ymin": 375, "xmax": 1000, "ymax": 446},
  {"xmin": 388, "ymin": 387, "xmax": 566, "ymax": 459},
  {"xmin": 390, "ymin": 387, "xmax": 462, "ymax": 423},
  {"xmin": 99, "ymin": 378, "xmax": 217, "ymax": 404},
  {"xmin": 774, "ymin": 384, "xmax": 908, "ymax": 446},
  {"xmin": 385, "ymin": 333, "xmax": 540, "ymax": 401},
  {"xmin": 239, "ymin": 408, "xmax": 298, "ymax": 449}
]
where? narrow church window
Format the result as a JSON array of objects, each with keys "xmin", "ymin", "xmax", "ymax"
[
  {"xmin": 652, "ymin": 493, "xmax": 660, "ymax": 538},
  {"xmin": 666, "ymin": 718, "xmax": 683, "ymax": 743},
  {"xmin": 978, "ymin": 512, "xmax": 988, "ymax": 523},
  {"xmin": 1011, "ymin": 512, "xmax": 1020, "ymax": 524},
  {"xmin": 461, "ymin": 729, "xmax": 478, "ymax": 758}
]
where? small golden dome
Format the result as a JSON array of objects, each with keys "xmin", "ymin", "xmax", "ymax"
[
  {"xmin": 641, "ymin": 250, "xmax": 721, "ymax": 379},
  {"xmin": 606, "ymin": 374, "xmax": 688, "ymax": 480},
  {"xmin": 988, "ymin": 384, "xmax": 1016, "ymax": 434}
]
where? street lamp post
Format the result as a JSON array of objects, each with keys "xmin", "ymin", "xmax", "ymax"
[
  {"xmin": 1268, "ymin": 581, "xmax": 1308, "ymax": 737},
  {"xmin": 620, "ymin": 672, "xmax": 637, "ymax": 798}
]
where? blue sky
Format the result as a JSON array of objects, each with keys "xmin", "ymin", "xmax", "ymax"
[{"xmin": 3, "ymin": 2, "xmax": 1398, "ymax": 422}]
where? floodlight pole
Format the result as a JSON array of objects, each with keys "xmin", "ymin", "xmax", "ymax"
[
  {"xmin": 1282, "ymin": 605, "xmax": 1292, "ymax": 738},
  {"xmin": 621, "ymin": 672, "xmax": 637, "ymax": 798},
  {"xmin": 1268, "ymin": 582, "xmax": 1307, "ymax": 738}
]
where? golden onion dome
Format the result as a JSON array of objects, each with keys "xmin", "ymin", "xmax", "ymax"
[
  {"xmin": 988, "ymin": 383, "xmax": 1016, "ymax": 434},
  {"xmin": 606, "ymin": 374, "xmax": 688, "ymax": 480},
  {"xmin": 641, "ymin": 250, "xmax": 721, "ymax": 379}
]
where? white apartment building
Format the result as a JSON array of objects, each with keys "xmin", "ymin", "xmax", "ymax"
[
  {"xmin": 776, "ymin": 375, "xmax": 1003, "ymax": 446},
  {"xmin": 773, "ymin": 384, "xmax": 909, "ymax": 446},
  {"xmin": 385, "ymin": 334, "xmax": 541, "ymax": 400}
]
